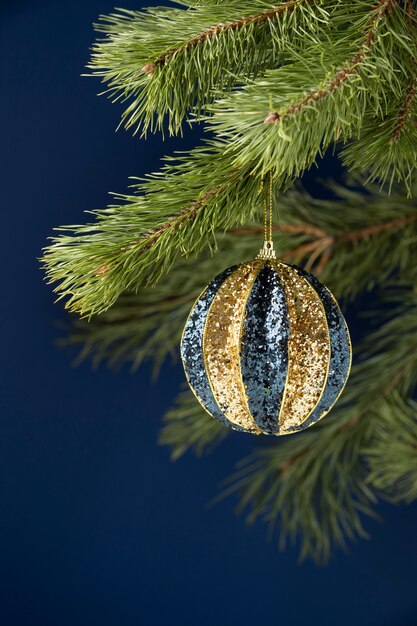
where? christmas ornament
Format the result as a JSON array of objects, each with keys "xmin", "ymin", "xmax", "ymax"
[{"xmin": 180, "ymin": 178, "xmax": 351, "ymax": 436}]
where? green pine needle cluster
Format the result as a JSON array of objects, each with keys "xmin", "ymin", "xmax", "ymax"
[
  {"xmin": 88, "ymin": 0, "xmax": 337, "ymax": 135},
  {"xmin": 43, "ymin": 0, "xmax": 417, "ymax": 318},
  {"xmin": 42, "ymin": 0, "xmax": 417, "ymax": 561}
]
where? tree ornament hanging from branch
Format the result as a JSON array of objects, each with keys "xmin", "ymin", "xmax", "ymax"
[
  {"xmin": 181, "ymin": 180, "xmax": 351, "ymax": 436},
  {"xmin": 181, "ymin": 257, "xmax": 351, "ymax": 436}
]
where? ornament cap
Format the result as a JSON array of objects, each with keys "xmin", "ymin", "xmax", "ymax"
[{"xmin": 257, "ymin": 240, "xmax": 276, "ymax": 260}]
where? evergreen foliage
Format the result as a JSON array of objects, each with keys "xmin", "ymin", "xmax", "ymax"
[{"xmin": 42, "ymin": 0, "xmax": 417, "ymax": 561}]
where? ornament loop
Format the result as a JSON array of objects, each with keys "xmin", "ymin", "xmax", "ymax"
[{"xmin": 257, "ymin": 240, "xmax": 276, "ymax": 260}]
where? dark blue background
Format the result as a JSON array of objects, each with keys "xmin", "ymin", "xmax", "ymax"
[{"xmin": 1, "ymin": 2, "xmax": 417, "ymax": 625}]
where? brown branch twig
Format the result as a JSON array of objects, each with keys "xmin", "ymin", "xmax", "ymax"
[
  {"xmin": 95, "ymin": 184, "xmax": 226, "ymax": 277},
  {"xmin": 233, "ymin": 213, "xmax": 417, "ymax": 243},
  {"xmin": 391, "ymin": 77, "xmax": 416, "ymax": 143},
  {"xmin": 284, "ymin": 213, "xmax": 417, "ymax": 271},
  {"xmin": 127, "ymin": 185, "xmax": 222, "ymax": 255},
  {"xmin": 97, "ymin": 197, "xmax": 416, "ymax": 280},
  {"xmin": 389, "ymin": 0, "xmax": 417, "ymax": 142},
  {"xmin": 232, "ymin": 213, "xmax": 417, "ymax": 273},
  {"xmin": 264, "ymin": 0, "xmax": 396, "ymax": 125},
  {"xmin": 336, "ymin": 213, "xmax": 417, "ymax": 242},
  {"xmin": 142, "ymin": 0, "xmax": 314, "ymax": 75}
]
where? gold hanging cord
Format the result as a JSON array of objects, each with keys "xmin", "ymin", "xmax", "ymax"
[{"xmin": 257, "ymin": 170, "xmax": 276, "ymax": 260}]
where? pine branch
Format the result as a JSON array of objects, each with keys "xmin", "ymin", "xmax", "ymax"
[
  {"xmin": 391, "ymin": 75, "xmax": 417, "ymax": 142},
  {"xmin": 220, "ymin": 420, "xmax": 376, "ymax": 563},
  {"xmin": 366, "ymin": 394, "xmax": 417, "ymax": 503},
  {"xmin": 42, "ymin": 118, "xmax": 417, "ymax": 318},
  {"xmin": 43, "ymin": 1, "xmax": 417, "ymax": 317},
  {"xmin": 264, "ymin": 0, "xmax": 398, "ymax": 123},
  {"xmin": 342, "ymin": 72, "xmax": 417, "ymax": 194},
  {"xmin": 42, "ymin": 144, "xmax": 263, "ymax": 316},
  {"xmin": 61, "ymin": 178, "xmax": 417, "ymax": 370},
  {"xmin": 89, "ymin": 0, "xmax": 329, "ymax": 135},
  {"xmin": 209, "ymin": 0, "xmax": 416, "ymax": 187},
  {"xmin": 339, "ymin": 3, "xmax": 417, "ymax": 191},
  {"xmin": 145, "ymin": 1, "xmax": 314, "ymax": 73},
  {"xmin": 235, "ymin": 212, "xmax": 417, "ymax": 273}
]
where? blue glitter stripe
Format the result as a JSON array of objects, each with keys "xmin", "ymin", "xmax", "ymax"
[
  {"xmin": 240, "ymin": 263, "xmax": 289, "ymax": 434},
  {"xmin": 180, "ymin": 266, "xmax": 244, "ymax": 431},
  {"xmin": 292, "ymin": 268, "xmax": 351, "ymax": 431}
]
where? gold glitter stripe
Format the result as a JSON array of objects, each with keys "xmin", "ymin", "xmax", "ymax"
[
  {"xmin": 203, "ymin": 262, "xmax": 263, "ymax": 434},
  {"xmin": 276, "ymin": 264, "xmax": 331, "ymax": 433}
]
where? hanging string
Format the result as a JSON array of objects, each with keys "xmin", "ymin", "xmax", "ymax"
[
  {"xmin": 257, "ymin": 171, "xmax": 276, "ymax": 260},
  {"xmin": 258, "ymin": 176, "xmax": 266, "ymax": 243},
  {"xmin": 268, "ymin": 169, "xmax": 273, "ymax": 242}
]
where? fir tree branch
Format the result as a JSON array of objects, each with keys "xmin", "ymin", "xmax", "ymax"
[
  {"xmin": 209, "ymin": 0, "xmax": 415, "ymax": 187},
  {"xmin": 42, "ymin": 146, "xmax": 263, "ymax": 317},
  {"xmin": 89, "ymin": 0, "xmax": 330, "ymax": 134},
  {"xmin": 341, "ymin": 91, "xmax": 417, "ymax": 194},
  {"xmin": 42, "ymin": 120, "xmax": 417, "ymax": 319},
  {"xmin": 44, "ymin": 1, "xmax": 417, "ymax": 317},
  {"xmin": 234, "ymin": 213, "xmax": 417, "ymax": 244},
  {"xmin": 366, "ymin": 394, "xmax": 417, "ymax": 503},
  {"xmin": 391, "ymin": 75, "xmax": 417, "ymax": 143},
  {"xmin": 264, "ymin": 0, "xmax": 397, "ymax": 125},
  {"xmin": 342, "ymin": 4, "xmax": 417, "ymax": 190},
  {"xmin": 144, "ymin": 0, "xmax": 316, "ymax": 74},
  {"xmin": 122, "ymin": 183, "xmax": 224, "ymax": 258},
  {"xmin": 64, "ymin": 179, "xmax": 417, "ymax": 375},
  {"xmin": 232, "ymin": 212, "xmax": 417, "ymax": 273},
  {"xmin": 283, "ymin": 212, "xmax": 417, "ymax": 271}
]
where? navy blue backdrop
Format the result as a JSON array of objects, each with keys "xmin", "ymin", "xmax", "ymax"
[{"xmin": 1, "ymin": 2, "xmax": 417, "ymax": 625}]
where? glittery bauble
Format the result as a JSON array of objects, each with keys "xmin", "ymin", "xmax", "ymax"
[{"xmin": 180, "ymin": 260, "xmax": 351, "ymax": 436}]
